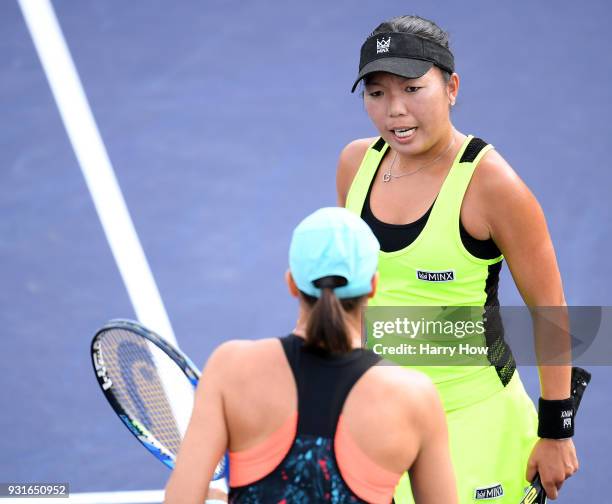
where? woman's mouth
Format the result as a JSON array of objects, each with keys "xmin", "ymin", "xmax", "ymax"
[{"xmin": 391, "ymin": 127, "xmax": 417, "ymax": 140}]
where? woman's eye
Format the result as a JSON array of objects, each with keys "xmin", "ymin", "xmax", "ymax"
[
  {"xmin": 406, "ymin": 86, "xmax": 420, "ymax": 93},
  {"xmin": 368, "ymin": 90, "xmax": 383, "ymax": 97}
]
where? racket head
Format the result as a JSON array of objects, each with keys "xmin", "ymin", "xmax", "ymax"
[{"xmin": 91, "ymin": 318, "xmax": 228, "ymax": 480}]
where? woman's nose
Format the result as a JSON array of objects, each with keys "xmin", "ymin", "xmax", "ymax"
[{"xmin": 387, "ymin": 94, "xmax": 408, "ymax": 117}]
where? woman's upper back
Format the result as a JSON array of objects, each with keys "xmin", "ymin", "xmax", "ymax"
[{"xmin": 222, "ymin": 339, "xmax": 439, "ymax": 474}]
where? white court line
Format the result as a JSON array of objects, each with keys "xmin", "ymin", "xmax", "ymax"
[
  {"xmin": 17, "ymin": 0, "xmax": 197, "ymax": 423},
  {"xmin": 17, "ymin": 0, "xmax": 201, "ymax": 495},
  {"xmin": 2, "ymin": 490, "xmax": 164, "ymax": 504},
  {"xmin": 1, "ymin": 489, "xmax": 164, "ymax": 504},
  {"xmin": 18, "ymin": 0, "xmax": 176, "ymax": 345},
  {"xmin": 1, "ymin": 487, "xmax": 227, "ymax": 504},
  {"xmin": 18, "ymin": 0, "xmax": 195, "ymax": 434}
]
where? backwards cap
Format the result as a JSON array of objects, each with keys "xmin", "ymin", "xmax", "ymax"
[{"xmin": 289, "ymin": 207, "xmax": 380, "ymax": 299}]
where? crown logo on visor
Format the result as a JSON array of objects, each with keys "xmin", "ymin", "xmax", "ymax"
[{"xmin": 376, "ymin": 36, "xmax": 391, "ymax": 54}]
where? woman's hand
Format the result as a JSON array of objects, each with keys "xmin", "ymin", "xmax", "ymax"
[{"xmin": 525, "ymin": 438, "xmax": 578, "ymax": 500}]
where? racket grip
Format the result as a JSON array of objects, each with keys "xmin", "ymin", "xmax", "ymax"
[{"xmin": 521, "ymin": 366, "xmax": 591, "ymax": 503}]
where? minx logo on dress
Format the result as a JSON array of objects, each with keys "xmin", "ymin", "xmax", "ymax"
[
  {"xmin": 376, "ymin": 37, "xmax": 391, "ymax": 53},
  {"xmin": 474, "ymin": 483, "xmax": 504, "ymax": 500},
  {"xmin": 416, "ymin": 270, "xmax": 455, "ymax": 282}
]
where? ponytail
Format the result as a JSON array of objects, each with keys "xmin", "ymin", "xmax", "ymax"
[{"xmin": 301, "ymin": 276, "xmax": 364, "ymax": 354}]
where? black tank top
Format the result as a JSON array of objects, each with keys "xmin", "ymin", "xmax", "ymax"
[{"xmin": 228, "ymin": 334, "xmax": 382, "ymax": 503}]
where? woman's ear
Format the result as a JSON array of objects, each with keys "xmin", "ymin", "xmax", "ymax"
[
  {"xmin": 285, "ymin": 269, "xmax": 299, "ymax": 297},
  {"xmin": 367, "ymin": 272, "xmax": 379, "ymax": 299},
  {"xmin": 448, "ymin": 72, "xmax": 459, "ymax": 106}
]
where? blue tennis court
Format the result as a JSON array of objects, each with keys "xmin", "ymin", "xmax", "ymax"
[{"xmin": 2, "ymin": 0, "xmax": 611, "ymax": 502}]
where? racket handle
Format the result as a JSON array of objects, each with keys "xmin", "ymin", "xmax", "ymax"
[{"xmin": 521, "ymin": 366, "xmax": 591, "ymax": 503}]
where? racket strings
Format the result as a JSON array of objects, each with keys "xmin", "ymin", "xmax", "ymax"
[{"xmin": 98, "ymin": 328, "xmax": 186, "ymax": 455}]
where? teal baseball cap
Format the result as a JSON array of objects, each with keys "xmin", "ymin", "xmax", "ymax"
[{"xmin": 289, "ymin": 207, "xmax": 380, "ymax": 299}]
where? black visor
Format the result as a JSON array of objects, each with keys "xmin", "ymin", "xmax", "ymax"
[{"xmin": 351, "ymin": 32, "xmax": 455, "ymax": 93}]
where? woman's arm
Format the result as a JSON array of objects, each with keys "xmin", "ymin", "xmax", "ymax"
[
  {"xmin": 476, "ymin": 152, "xmax": 571, "ymax": 397},
  {"xmin": 408, "ymin": 375, "xmax": 458, "ymax": 504},
  {"xmin": 335, "ymin": 138, "xmax": 373, "ymax": 207},
  {"xmin": 164, "ymin": 342, "xmax": 237, "ymax": 504},
  {"xmin": 475, "ymin": 152, "xmax": 578, "ymax": 499}
]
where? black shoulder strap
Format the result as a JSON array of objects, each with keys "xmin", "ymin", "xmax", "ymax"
[
  {"xmin": 279, "ymin": 334, "xmax": 381, "ymax": 437},
  {"xmin": 280, "ymin": 333, "xmax": 302, "ymax": 371},
  {"xmin": 373, "ymin": 136, "xmax": 487, "ymax": 162},
  {"xmin": 372, "ymin": 136, "xmax": 386, "ymax": 152},
  {"xmin": 459, "ymin": 137, "xmax": 488, "ymax": 163}
]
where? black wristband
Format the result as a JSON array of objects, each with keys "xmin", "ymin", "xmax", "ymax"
[{"xmin": 537, "ymin": 397, "xmax": 575, "ymax": 439}]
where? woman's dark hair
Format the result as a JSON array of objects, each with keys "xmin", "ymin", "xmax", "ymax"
[
  {"xmin": 299, "ymin": 277, "xmax": 365, "ymax": 354},
  {"xmin": 364, "ymin": 15, "xmax": 453, "ymax": 86}
]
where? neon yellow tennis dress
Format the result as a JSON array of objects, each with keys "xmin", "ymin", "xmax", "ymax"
[{"xmin": 345, "ymin": 135, "xmax": 539, "ymax": 503}]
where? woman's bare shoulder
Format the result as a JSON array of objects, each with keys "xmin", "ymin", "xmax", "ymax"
[
  {"xmin": 361, "ymin": 364, "xmax": 442, "ymax": 415},
  {"xmin": 369, "ymin": 364, "xmax": 438, "ymax": 396},
  {"xmin": 472, "ymin": 147, "xmax": 527, "ymax": 194},
  {"xmin": 336, "ymin": 136, "xmax": 379, "ymax": 206},
  {"xmin": 339, "ymin": 136, "xmax": 378, "ymax": 159},
  {"xmin": 203, "ymin": 338, "xmax": 284, "ymax": 375},
  {"xmin": 470, "ymin": 146, "xmax": 540, "ymax": 216}
]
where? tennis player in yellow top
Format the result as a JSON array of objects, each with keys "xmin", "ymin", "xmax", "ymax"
[{"xmin": 336, "ymin": 15, "xmax": 578, "ymax": 503}]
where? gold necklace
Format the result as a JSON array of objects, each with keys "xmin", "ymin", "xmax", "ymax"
[{"xmin": 383, "ymin": 137, "xmax": 456, "ymax": 183}]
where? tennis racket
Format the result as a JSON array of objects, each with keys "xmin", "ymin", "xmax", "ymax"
[
  {"xmin": 519, "ymin": 366, "xmax": 591, "ymax": 504},
  {"xmin": 91, "ymin": 318, "xmax": 228, "ymax": 482}
]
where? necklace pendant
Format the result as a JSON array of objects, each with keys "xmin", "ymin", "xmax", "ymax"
[{"xmin": 383, "ymin": 172, "xmax": 391, "ymax": 182}]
